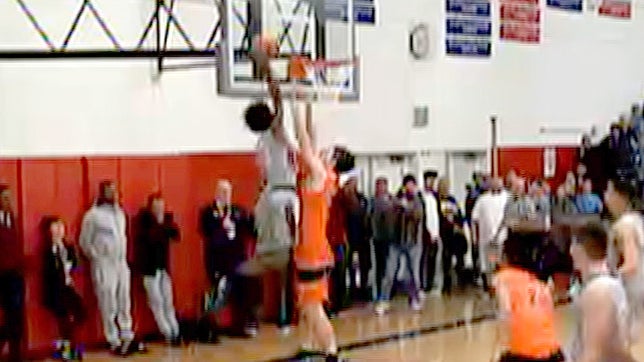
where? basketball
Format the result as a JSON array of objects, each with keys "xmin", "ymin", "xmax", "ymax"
[{"xmin": 253, "ymin": 35, "xmax": 279, "ymax": 58}]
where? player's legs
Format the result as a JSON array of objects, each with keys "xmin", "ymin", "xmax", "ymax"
[{"xmin": 296, "ymin": 271, "xmax": 338, "ymax": 358}]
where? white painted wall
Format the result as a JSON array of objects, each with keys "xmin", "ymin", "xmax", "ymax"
[{"xmin": 1, "ymin": 0, "xmax": 644, "ymax": 156}]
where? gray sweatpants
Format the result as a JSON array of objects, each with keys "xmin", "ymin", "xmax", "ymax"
[
  {"xmin": 254, "ymin": 188, "xmax": 299, "ymax": 254},
  {"xmin": 143, "ymin": 270, "xmax": 179, "ymax": 339}
]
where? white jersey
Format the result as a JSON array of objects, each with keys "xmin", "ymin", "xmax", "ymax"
[
  {"xmin": 258, "ymin": 130, "xmax": 297, "ymax": 187},
  {"xmin": 610, "ymin": 212, "xmax": 644, "ymax": 340},
  {"xmin": 472, "ymin": 191, "xmax": 508, "ymax": 245},
  {"xmin": 568, "ymin": 275, "xmax": 630, "ymax": 362}
]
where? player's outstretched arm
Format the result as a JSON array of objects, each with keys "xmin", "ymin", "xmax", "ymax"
[
  {"xmin": 293, "ymin": 102, "xmax": 325, "ymax": 190},
  {"xmin": 251, "ymin": 36, "xmax": 284, "ymax": 136}
]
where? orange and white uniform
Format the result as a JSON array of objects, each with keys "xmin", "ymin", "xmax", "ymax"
[
  {"xmin": 495, "ymin": 267, "xmax": 561, "ymax": 359},
  {"xmin": 294, "ymin": 167, "xmax": 337, "ymax": 306}
]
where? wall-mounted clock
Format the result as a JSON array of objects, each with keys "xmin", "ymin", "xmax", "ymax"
[{"xmin": 410, "ymin": 23, "xmax": 429, "ymax": 60}]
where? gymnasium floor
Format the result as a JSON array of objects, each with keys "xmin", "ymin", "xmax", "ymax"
[{"xmin": 72, "ymin": 292, "xmax": 644, "ymax": 362}]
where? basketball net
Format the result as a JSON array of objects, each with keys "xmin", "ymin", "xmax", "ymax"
[{"xmin": 288, "ymin": 56, "xmax": 356, "ymax": 103}]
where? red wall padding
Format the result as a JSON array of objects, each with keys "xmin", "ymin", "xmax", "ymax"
[
  {"xmin": 498, "ymin": 146, "xmax": 578, "ymax": 187},
  {"xmin": 1, "ymin": 154, "xmax": 261, "ymax": 356},
  {"xmin": 0, "ymin": 147, "xmax": 577, "ymax": 357}
]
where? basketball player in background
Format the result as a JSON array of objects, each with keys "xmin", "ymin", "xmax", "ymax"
[
  {"xmin": 568, "ymin": 222, "xmax": 635, "ymax": 362},
  {"xmin": 291, "ymin": 99, "xmax": 353, "ymax": 362},
  {"xmin": 493, "ymin": 231, "xmax": 564, "ymax": 362},
  {"xmin": 241, "ymin": 36, "xmax": 298, "ymax": 333},
  {"xmin": 604, "ymin": 179, "xmax": 644, "ymax": 342}
]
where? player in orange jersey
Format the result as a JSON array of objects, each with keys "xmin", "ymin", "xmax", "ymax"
[
  {"xmin": 291, "ymin": 100, "xmax": 354, "ymax": 362},
  {"xmin": 493, "ymin": 231, "xmax": 565, "ymax": 362}
]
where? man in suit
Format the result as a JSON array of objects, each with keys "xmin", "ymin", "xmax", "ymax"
[
  {"xmin": 200, "ymin": 179, "xmax": 257, "ymax": 337},
  {"xmin": 0, "ymin": 184, "xmax": 24, "ymax": 362}
]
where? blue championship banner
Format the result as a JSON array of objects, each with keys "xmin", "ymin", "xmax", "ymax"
[
  {"xmin": 446, "ymin": 0, "xmax": 492, "ymax": 57},
  {"xmin": 446, "ymin": 38, "xmax": 492, "ymax": 56},
  {"xmin": 325, "ymin": 0, "xmax": 376, "ymax": 24},
  {"xmin": 446, "ymin": 18, "xmax": 492, "ymax": 36},
  {"xmin": 547, "ymin": 0, "xmax": 583, "ymax": 11},
  {"xmin": 446, "ymin": 0, "xmax": 491, "ymax": 16}
]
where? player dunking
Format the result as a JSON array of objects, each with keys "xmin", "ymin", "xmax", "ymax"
[{"xmin": 241, "ymin": 36, "xmax": 299, "ymax": 333}]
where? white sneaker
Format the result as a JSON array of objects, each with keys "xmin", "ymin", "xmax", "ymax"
[
  {"xmin": 279, "ymin": 326, "xmax": 292, "ymax": 336},
  {"xmin": 418, "ymin": 291, "xmax": 427, "ymax": 301},
  {"xmin": 374, "ymin": 301, "xmax": 391, "ymax": 315},
  {"xmin": 410, "ymin": 299, "xmax": 423, "ymax": 312},
  {"xmin": 245, "ymin": 326, "xmax": 259, "ymax": 337}
]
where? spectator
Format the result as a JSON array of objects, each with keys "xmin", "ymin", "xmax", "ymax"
[
  {"xmin": 464, "ymin": 184, "xmax": 478, "ymax": 225},
  {"xmin": 375, "ymin": 175, "xmax": 424, "ymax": 314},
  {"xmin": 579, "ymin": 135, "xmax": 607, "ymax": 193},
  {"xmin": 135, "ymin": 193, "xmax": 181, "ymax": 344},
  {"xmin": 564, "ymin": 172, "xmax": 577, "ymax": 194},
  {"xmin": 327, "ymin": 186, "xmax": 348, "ymax": 315},
  {"xmin": 342, "ymin": 176, "xmax": 371, "ymax": 302},
  {"xmin": 575, "ymin": 179, "xmax": 603, "ymax": 214},
  {"xmin": 42, "ymin": 216, "xmax": 85, "ymax": 360},
  {"xmin": 421, "ymin": 170, "xmax": 441, "ymax": 294},
  {"xmin": 437, "ymin": 178, "xmax": 466, "ymax": 294},
  {"xmin": 578, "ymin": 133, "xmax": 593, "ymax": 161},
  {"xmin": 505, "ymin": 170, "xmax": 518, "ymax": 190},
  {"xmin": 504, "ymin": 177, "xmax": 537, "ymax": 230},
  {"xmin": 576, "ymin": 163, "xmax": 588, "ymax": 188},
  {"xmin": 200, "ymin": 179, "xmax": 257, "ymax": 337},
  {"xmin": 370, "ymin": 177, "xmax": 396, "ymax": 302},
  {"xmin": 471, "ymin": 178, "xmax": 508, "ymax": 292},
  {"xmin": 603, "ymin": 123, "xmax": 636, "ymax": 182},
  {"xmin": 531, "ymin": 180, "xmax": 551, "ymax": 222},
  {"xmin": 632, "ymin": 103, "xmax": 644, "ymax": 140},
  {"xmin": 0, "ymin": 185, "xmax": 24, "ymax": 362},
  {"xmin": 552, "ymin": 185, "xmax": 578, "ymax": 217},
  {"xmin": 79, "ymin": 181, "xmax": 136, "ymax": 355}
]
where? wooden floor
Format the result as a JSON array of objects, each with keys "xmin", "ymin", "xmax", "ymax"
[{"xmin": 57, "ymin": 291, "xmax": 644, "ymax": 361}]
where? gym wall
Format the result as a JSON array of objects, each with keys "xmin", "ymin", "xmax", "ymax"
[{"xmin": 1, "ymin": 0, "xmax": 644, "ymax": 155}]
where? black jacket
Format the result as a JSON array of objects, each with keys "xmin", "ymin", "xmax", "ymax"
[
  {"xmin": 200, "ymin": 202, "xmax": 254, "ymax": 282},
  {"xmin": 135, "ymin": 210, "xmax": 180, "ymax": 276},
  {"xmin": 43, "ymin": 242, "xmax": 79, "ymax": 314}
]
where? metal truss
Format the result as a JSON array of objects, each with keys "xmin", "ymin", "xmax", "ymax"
[
  {"xmin": 0, "ymin": 0, "xmax": 325, "ymax": 73},
  {"xmin": 0, "ymin": 0, "xmax": 227, "ymax": 72}
]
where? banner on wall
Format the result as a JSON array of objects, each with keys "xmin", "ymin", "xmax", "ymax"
[
  {"xmin": 446, "ymin": 0, "xmax": 492, "ymax": 57},
  {"xmin": 446, "ymin": 18, "xmax": 492, "ymax": 36},
  {"xmin": 598, "ymin": 0, "xmax": 632, "ymax": 18},
  {"xmin": 446, "ymin": 38, "xmax": 492, "ymax": 56},
  {"xmin": 446, "ymin": 0, "xmax": 491, "ymax": 16},
  {"xmin": 499, "ymin": 0, "xmax": 541, "ymax": 44},
  {"xmin": 547, "ymin": 0, "xmax": 583, "ymax": 11},
  {"xmin": 500, "ymin": 22, "xmax": 540, "ymax": 42}
]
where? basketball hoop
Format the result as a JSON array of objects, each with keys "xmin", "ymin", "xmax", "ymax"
[{"xmin": 287, "ymin": 56, "xmax": 357, "ymax": 102}]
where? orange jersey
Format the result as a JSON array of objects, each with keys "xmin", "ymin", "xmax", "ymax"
[
  {"xmin": 495, "ymin": 267, "xmax": 560, "ymax": 358},
  {"xmin": 294, "ymin": 167, "xmax": 337, "ymax": 271}
]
